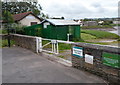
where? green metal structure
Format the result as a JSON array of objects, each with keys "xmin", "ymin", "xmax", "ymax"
[{"xmin": 25, "ymin": 19, "xmax": 81, "ymax": 41}]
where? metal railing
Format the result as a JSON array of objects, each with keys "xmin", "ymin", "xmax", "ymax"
[{"xmin": 36, "ymin": 37, "xmax": 74, "ymax": 54}]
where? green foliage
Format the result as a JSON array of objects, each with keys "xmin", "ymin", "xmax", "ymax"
[
  {"xmin": 15, "ymin": 25, "xmax": 27, "ymax": 34},
  {"xmin": 59, "ymin": 43, "xmax": 71, "ymax": 50},
  {"xmin": 2, "ymin": 1, "xmax": 42, "ymax": 16},
  {"xmin": 2, "ymin": 1, "xmax": 49, "ymax": 19},
  {"xmin": 81, "ymin": 30, "xmax": 119, "ymax": 39},
  {"xmin": 41, "ymin": 40, "xmax": 71, "ymax": 51},
  {"xmin": 118, "ymin": 38, "xmax": 120, "ymax": 41},
  {"xmin": 110, "ymin": 24, "xmax": 120, "ymax": 26},
  {"xmin": 0, "ymin": 39, "xmax": 15, "ymax": 47},
  {"xmin": 81, "ymin": 33, "xmax": 97, "ymax": 40},
  {"xmin": 0, "ymin": 1, "xmax": 2, "ymax": 20},
  {"xmin": 58, "ymin": 55, "xmax": 65, "ymax": 58},
  {"xmin": 2, "ymin": 10, "xmax": 14, "ymax": 23},
  {"xmin": 1, "ymin": 29, "xmax": 7, "ymax": 34}
]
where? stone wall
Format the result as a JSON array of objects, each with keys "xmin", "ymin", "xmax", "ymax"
[
  {"xmin": 11, "ymin": 34, "xmax": 36, "ymax": 52},
  {"xmin": 72, "ymin": 43, "xmax": 120, "ymax": 84},
  {"xmin": 0, "ymin": 34, "xmax": 8, "ymax": 40}
]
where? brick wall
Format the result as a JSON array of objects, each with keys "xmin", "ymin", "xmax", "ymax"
[{"xmin": 72, "ymin": 43, "xmax": 120, "ymax": 84}]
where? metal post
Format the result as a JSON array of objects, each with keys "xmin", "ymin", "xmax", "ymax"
[
  {"xmin": 36, "ymin": 37, "xmax": 39, "ymax": 53},
  {"xmin": 54, "ymin": 43, "xmax": 56, "ymax": 53},
  {"xmin": 7, "ymin": 27, "xmax": 11, "ymax": 47},
  {"xmin": 39, "ymin": 37, "xmax": 42, "ymax": 52},
  {"xmin": 52, "ymin": 43, "xmax": 53, "ymax": 52},
  {"xmin": 56, "ymin": 42, "xmax": 59, "ymax": 54},
  {"xmin": 6, "ymin": 0, "xmax": 11, "ymax": 47},
  {"xmin": 67, "ymin": 34, "xmax": 70, "ymax": 42}
]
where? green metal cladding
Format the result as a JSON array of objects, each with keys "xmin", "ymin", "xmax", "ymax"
[{"xmin": 24, "ymin": 20, "xmax": 81, "ymax": 41}]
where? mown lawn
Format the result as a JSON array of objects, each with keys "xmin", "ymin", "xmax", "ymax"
[
  {"xmin": 81, "ymin": 25, "xmax": 113, "ymax": 29},
  {"xmin": 81, "ymin": 30, "xmax": 119, "ymax": 39},
  {"xmin": 81, "ymin": 33, "xmax": 97, "ymax": 40},
  {"xmin": 80, "ymin": 30, "xmax": 119, "ymax": 46}
]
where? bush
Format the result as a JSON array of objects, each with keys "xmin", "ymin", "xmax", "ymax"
[
  {"xmin": 0, "ymin": 39, "xmax": 15, "ymax": 47},
  {"xmin": 0, "ymin": 29, "xmax": 7, "ymax": 34},
  {"xmin": 15, "ymin": 25, "xmax": 27, "ymax": 34}
]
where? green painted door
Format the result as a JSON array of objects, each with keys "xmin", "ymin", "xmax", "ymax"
[{"xmin": 56, "ymin": 26, "xmax": 68, "ymax": 40}]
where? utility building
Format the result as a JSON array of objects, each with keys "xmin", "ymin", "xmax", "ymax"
[{"xmin": 25, "ymin": 19, "xmax": 81, "ymax": 41}]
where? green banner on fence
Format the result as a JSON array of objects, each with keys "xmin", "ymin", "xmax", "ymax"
[{"xmin": 102, "ymin": 52, "xmax": 120, "ymax": 68}]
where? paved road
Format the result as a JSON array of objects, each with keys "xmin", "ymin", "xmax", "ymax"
[{"xmin": 2, "ymin": 47, "xmax": 106, "ymax": 83}]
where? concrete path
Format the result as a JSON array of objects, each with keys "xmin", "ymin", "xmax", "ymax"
[{"xmin": 2, "ymin": 47, "xmax": 106, "ymax": 83}]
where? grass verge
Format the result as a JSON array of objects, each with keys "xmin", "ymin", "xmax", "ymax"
[
  {"xmin": 81, "ymin": 30, "xmax": 119, "ymax": 39},
  {"xmin": 81, "ymin": 25, "xmax": 113, "ymax": 29},
  {"xmin": 0, "ymin": 39, "xmax": 15, "ymax": 48}
]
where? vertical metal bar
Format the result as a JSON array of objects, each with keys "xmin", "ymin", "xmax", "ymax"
[
  {"xmin": 57, "ymin": 42, "xmax": 59, "ymax": 54},
  {"xmin": 54, "ymin": 43, "xmax": 55, "ymax": 53},
  {"xmin": 6, "ymin": 0, "xmax": 11, "ymax": 47},
  {"xmin": 36, "ymin": 37, "xmax": 38, "ymax": 53},
  {"xmin": 39, "ymin": 37, "xmax": 42, "ymax": 52},
  {"xmin": 7, "ymin": 28, "xmax": 10, "ymax": 47},
  {"xmin": 67, "ymin": 34, "xmax": 70, "ymax": 41},
  {"xmin": 52, "ymin": 43, "xmax": 53, "ymax": 52}
]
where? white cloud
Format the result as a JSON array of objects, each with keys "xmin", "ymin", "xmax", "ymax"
[{"xmin": 38, "ymin": 0, "xmax": 119, "ymax": 19}]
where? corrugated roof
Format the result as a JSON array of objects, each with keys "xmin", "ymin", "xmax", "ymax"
[{"xmin": 44, "ymin": 19, "xmax": 80, "ymax": 26}]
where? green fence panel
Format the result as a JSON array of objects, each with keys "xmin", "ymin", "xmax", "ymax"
[{"xmin": 24, "ymin": 24, "xmax": 42, "ymax": 36}]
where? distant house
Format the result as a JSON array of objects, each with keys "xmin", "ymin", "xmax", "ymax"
[
  {"xmin": 13, "ymin": 12, "xmax": 42, "ymax": 26},
  {"xmin": 98, "ymin": 21, "xmax": 104, "ymax": 25},
  {"xmin": 82, "ymin": 21, "xmax": 98, "ymax": 26},
  {"xmin": 113, "ymin": 21, "xmax": 120, "ymax": 24},
  {"xmin": 25, "ymin": 19, "xmax": 81, "ymax": 41},
  {"xmin": 1, "ymin": 12, "xmax": 42, "ymax": 27}
]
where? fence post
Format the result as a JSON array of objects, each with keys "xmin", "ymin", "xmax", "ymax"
[
  {"xmin": 36, "ymin": 37, "xmax": 39, "ymax": 53},
  {"xmin": 56, "ymin": 42, "xmax": 59, "ymax": 54},
  {"xmin": 39, "ymin": 37, "xmax": 42, "ymax": 52}
]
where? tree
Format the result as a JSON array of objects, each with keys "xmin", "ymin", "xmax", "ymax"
[
  {"xmin": 0, "ymin": 0, "xmax": 2, "ymax": 20},
  {"xmin": 2, "ymin": 1, "xmax": 42, "ymax": 16},
  {"xmin": 2, "ymin": 10, "xmax": 14, "ymax": 23}
]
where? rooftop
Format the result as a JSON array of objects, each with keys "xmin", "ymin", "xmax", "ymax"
[
  {"xmin": 42, "ymin": 19, "xmax": 80, "ymax": 26},
  {"xmin": 13, "ymin": 11, "xmax": 42, "ymax": 21}
]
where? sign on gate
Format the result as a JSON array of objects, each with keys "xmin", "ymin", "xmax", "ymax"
[
  {"xmin": 102, "ymin": 52, "xmax": 120, "ymax": 68},
  {"xmin": 72, "ymin": 46, "xmax": 83, "ymax": 58},
  {"xmin": 51, "ymin": 40, "xmax": 57, "ymax": 44}
]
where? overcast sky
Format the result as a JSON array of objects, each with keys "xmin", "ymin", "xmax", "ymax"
[{"xmin": 39, "ymin": 0, "xmax": 119, "ymax": 19}]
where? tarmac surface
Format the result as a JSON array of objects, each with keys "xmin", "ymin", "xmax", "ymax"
[{"xmin": 2, "ymin": 47, "xmax": 107, "ymax": 83}]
